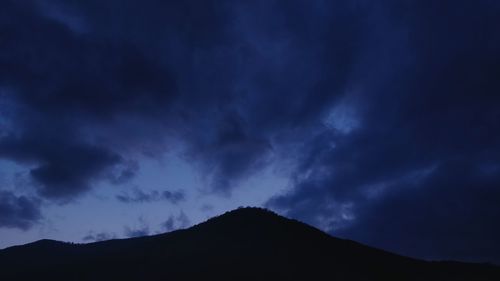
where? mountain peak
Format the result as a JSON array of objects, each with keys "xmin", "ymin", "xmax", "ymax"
[
  {"xmin": 1, "ymin": 207, "xmax": 499, "ymax": 280},
  {"xmin": 191, "ymin": 206, "xmax": 298, "ymax": 232},
  {"xmin": 216, "ymin": 206, "xmax": 281, "ymax": 219}
]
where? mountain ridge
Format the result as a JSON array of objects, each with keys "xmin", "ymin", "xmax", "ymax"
[{"xmin": 0, "ymin": 207, "xmax": 498, "ymax": 280}]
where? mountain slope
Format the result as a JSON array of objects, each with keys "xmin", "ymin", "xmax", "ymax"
[{"xmin": 0, "ymin": 207, "xmax": 498, "ymax": 280}]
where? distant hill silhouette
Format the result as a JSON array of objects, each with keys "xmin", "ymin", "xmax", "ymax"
[{"xmin": 0, "ymin": 207, "xmax": 498, "ymax": 280}]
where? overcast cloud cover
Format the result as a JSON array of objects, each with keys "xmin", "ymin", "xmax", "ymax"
[{"xmin": 0, "ymin": 0, "xmax": 500, "ymax": 263}]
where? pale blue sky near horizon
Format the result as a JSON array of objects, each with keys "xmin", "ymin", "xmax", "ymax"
[{"xmin": 0, "ymin": 149, "xmax": 289, "ymax": 249}]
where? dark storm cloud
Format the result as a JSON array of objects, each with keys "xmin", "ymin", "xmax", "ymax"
[
  {"xmin": 335, "ymin": 160, "xmax": 500, "ymax": 264},
  {"xmin": 267, "ymin": 0, "xmax": 500, "ymax": 263},
  {"xmin": 173, "ymin": 0, "xmax": 369, "ymax": 191},
  {"xmin": 0, "ymin": 0, "xmax": 364, "ymax": 196},
  {"xmin": 0, "ymin": 0, "xmax": 176, "ymax": 117},
  {"xmin": 0, "ymin": 133, "xmax": 124, "ymax": 200},
  {"xmin": 0, "ymin": 0, "xmax": 167, "ymax": 200},
  {"xmin": 0, "ymin": 191, "xmax": 41, "ymax": 230},
  {"xmin": 116, "ymin": 188, "xmax": 185, "ymax": 204}
]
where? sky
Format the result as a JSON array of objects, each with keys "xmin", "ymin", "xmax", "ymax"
[{"xmin": 1, "ymin": 0, "xmax": 500, "ymax": 264}]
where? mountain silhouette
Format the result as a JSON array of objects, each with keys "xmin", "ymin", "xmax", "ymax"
[{"xmin": 0, "ymin": 207, "xmax": 498, "ymax": 280}]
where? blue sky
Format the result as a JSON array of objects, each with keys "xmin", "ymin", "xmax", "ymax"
[{"xmin": 0, "ymin": 149, "xmax": 288, "ymax": 247}]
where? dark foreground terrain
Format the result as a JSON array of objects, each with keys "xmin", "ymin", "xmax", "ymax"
[{"xmin": 0, "ymin": 207, "xmax": 498, "ymax": 280}]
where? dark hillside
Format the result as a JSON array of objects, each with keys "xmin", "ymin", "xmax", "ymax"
[{"xmin": 0, "ymin": 207, "xmax": 498, "ymax": 280}]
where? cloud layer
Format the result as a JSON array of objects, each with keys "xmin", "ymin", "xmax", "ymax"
[
  {"xmin": 116, "ymin": 189, "xmax": 185, "ymax": 204},
  {"xmin": 0, "ymin": 191, "xmax": 41, "ymax": 230}
]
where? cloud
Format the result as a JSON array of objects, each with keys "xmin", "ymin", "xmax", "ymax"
[
  {"xmin": 334, "ymin": 160, "xmax": 500, "ymax": 264},
  {"xmin": 0, "ymin": 0, "xmax": 171, "ymax": 200},
  {"xmin": 267, "ymin": 0, "xmax": 500, "ymax": 263},
  {"xmin": 0, "ymin": 134, "xmax": 127, "ymax": 201},
  {"xmin": 124, "ymin": 217, "xmax": 150, "ymax": 238},
  {"xmin": 124, "ymin": 226, "xmax": 149, "ymax": 238},
  {"xmin": 116, "ymin": 188, "xmax": 185, "ymax": 204},
  {"xmin": 161, "ymin": 211, "xmax": 190, "ymax": 232},
  {"xmin": 82, "ymin": 231, "xmax": 117, "ymax": 242},
  {"xmin": 0, "ymin": 191, "xmax": 42, "ymax": 230},
  {"xmin": 0, "ymin": 0, "xmax": 364, "ymax": 196}
]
